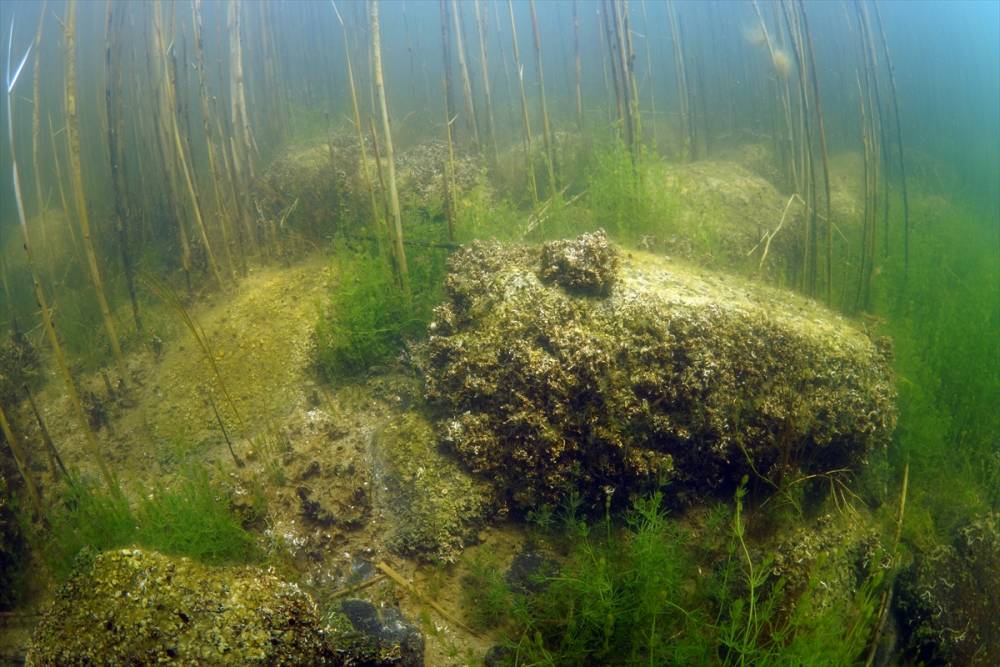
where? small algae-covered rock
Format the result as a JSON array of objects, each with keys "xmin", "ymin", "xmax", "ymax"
[
  {"xmin": 423, "ymin": 235, "xmax": 896, "ymax": 509},
  {"xmin": 895, "ymin": 512, "xmax": 1000, "ymax": 666},
  {"xmin": 377, "ymin": 412, "xmax": 492, "ymax": 563},
  {"xmin": 26, "ymin": 549, "xmax": 335, "ymax": 666},
  {"xmin": 540, "ymin": 230, "xmax": 619, "ymax": 295},
  {"xmin": 767, "ymin": 511, "xmax": 888, "ymax": 622}
]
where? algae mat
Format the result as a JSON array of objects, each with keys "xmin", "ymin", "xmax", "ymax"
[
  {"xmin": 140, "ymin": 259, "xmax": 331, "ymax": 454},
  {"xmin": 38, "ymin": 256, "xmax": 331, "ymax": 478}
]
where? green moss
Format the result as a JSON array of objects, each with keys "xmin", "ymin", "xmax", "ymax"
[
  {"xmin": 43, "ymin": 466, "xmax": 260, "ymax": 581},
  {"xmin": 315, "ymin": 236, "xmax": 447, "ymax": 379},
  {"xmin": 584, "ymin": 140, "xmax": 680, "ymax": 243}
]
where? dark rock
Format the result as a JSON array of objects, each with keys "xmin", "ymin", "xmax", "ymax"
[
  {"xmin": 505, "ymin": 549, "xmax": 558, "ymax": 595},
  {"xmin": 298, "ymin": 485, "xmax": 336, "ymax": 526},
  {"xmin": 484, "ymin": 645, "xmax": 514, "ymax": 666},
  {"xmin": 329, "ymin": 599, "xmax": 424, "ymax": 667}
]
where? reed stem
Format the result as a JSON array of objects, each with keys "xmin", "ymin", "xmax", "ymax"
[
  {"xmin": 65, "ymin": 0, "xmax": 130, "ymax": 386},
  {"xmin": 370, "ymin": 0, "xmax": 411, "ymax": 297}
]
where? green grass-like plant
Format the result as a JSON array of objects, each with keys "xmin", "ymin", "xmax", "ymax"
[
  {"xmin": 585, "ymin": 140, "xmax": 679, "ymax": 244},
  {"xmin": 43, "ymin": 466, "xmax": 260, "ymax": 581},
  {"xmin": 467, "ymin": 487, "xmax": 883, "ymax": 666},
  {"xmin": 315, "ymin": 232, "xmax": 447, "ymax": 379}
]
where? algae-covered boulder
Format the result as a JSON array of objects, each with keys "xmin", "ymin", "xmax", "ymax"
[
  {"xmin": 895, "ymin": 512, "xmax": 999, "ymax": 666},
  {"xmin": 377, "ymin": 412, "xmax": 492, "ymax": 563},
  {"xmin": 26, "ymin": 549, "xmax": 335, "ymax": 666},
  {"xmin": 423, "ymin": 234, "xmax": 896, "ymax": 509}
]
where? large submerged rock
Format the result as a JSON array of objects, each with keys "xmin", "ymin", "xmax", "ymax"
[{"xmin": 423, "ymin": 232, "xmax": 896, "ymax": 509}]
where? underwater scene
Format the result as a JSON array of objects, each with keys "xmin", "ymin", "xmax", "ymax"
[{"xmin": 0, "ymin": 0, "xmax": 997, "ymax": 664}]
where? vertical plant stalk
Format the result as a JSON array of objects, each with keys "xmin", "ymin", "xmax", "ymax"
[
  {"xmin": 621, "ymin": 1, "xmax": 642, "ymax": 154},
  {"xmin": 65, "ymin": 0, "xmax": 130, "ymax": 386},
  {"xmin": 610, "ymin": 0, "xmax": 638, "ymax": 163},
  {"xmin": 641, "ymin": 0, "xmax": 657, "ymax": 152},
  {"xmin": 750, "ymin": 0, "xmax": 796, "ymax": 189},
  {"xmin": 451, "ymin": 0, "xmax": 481, "ymax": 151},
  {"xmin": 6, "ymin": 23, "xmax": 116, "ymax": 493},
  {"xmin": 529, "ymin": 0, "xmax": 558, "ymax": 195},
  {"xmin": 666, "ymin": 0, "xmax": 691, "ymax": 161},
  {"xmin": 228, "ymin": 0, "xmax": 258, "ymax": 179},
  {"xmin": 573, "ymin": 0, "xmax": 583, "ymax": 130},
  {"xmin": 370, "ymin": 0, "xmax": 411, "ymax": 296},
  {"xmin": 439, "ymin": 0, "xmax": 456, "ymax": 140},
  {"xmin": 142, "ymin": 6, "xmax": 193, "ymax": 289},
  {"xmin": 442, "ymin": 79, "xmax": 458, "ymax": 243},
  {"xmin": 865, "ymin": 461, "xmax": 908, "ymax": 667},
  {"xmin": 872, "ymin": 0, "xmax": 909, "ymax": 277},
  {"xmin": 797, "ymin": 0, "xmax": 834, "ymax": 304},
  {"xmin": 507, "ymin": 0, "xmax": 540, "ymax": 210},
  {"xmin": 473, "ymin": 0, "xmax": 499, "ymax": 167},
  {"xmin": 0, "ymin": 403, "xmax": 42, "ymax": 515},
  {"xmin": 30, "ymin": 2, "xmax": 49, "ymax": 269},
  {"xmin": 781, "ymin": 0, "xmax": 818, "ymax": 295},
  {"xmin": 154, "ymin": 0, "xmax": 224, "ymax": 288},
  {"xmin": 367, "ymin": 115, "xmax": 393, "ymax": 234},
  {"xmin": 193, "ymin": 0, "xmax": 240, "ymax": 280},
  {"xmin": 493, "ymin": 1, "xmax": 514, "ymax": 128},
  {"xmin": 332, "ymin": 1, "xmax": 384, "ymax": 254},
  {"xmin": 105, "ymin": 1, "xmax": 144, "ymax": 333},
  {"xmin": 600, "ymin": 3, "xmax": 623, "ymax": 133},
  {"xmin": 25, "ymin": 383, "xmax": 69, "ymax": 482},
  {"xmin": 47, "ymin": 113, "xmax": 81, "ymax": 263}
]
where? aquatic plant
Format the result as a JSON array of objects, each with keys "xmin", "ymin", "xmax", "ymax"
[
  {"xmin": 584, "ymin": 138, "xmax": 679, "ymax": 241},
  {"xmin": 43, "ymin": 466, "xmax": 259, "ymax": 582},
  {"xmin": 5, "ymin": 15, "xmax": 116, "ymax": 493},
  {"xmin": 467, "ymin": 488, "xmax": 882, "ymax": 666},
  {"xmin": 315, "ymin": 237, "xmax": 446, "ymax": 378}
]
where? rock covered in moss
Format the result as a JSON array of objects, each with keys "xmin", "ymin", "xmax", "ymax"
[
  {"xmin": 377, "ymin": 412, "xmax": 492, "ymax": 563},
  {"xmin": 26, "ymin": 549, "xmax": 335, "ymax": 666},
  {"xmin": 540, "ymin": 230, "xmax": 619, "ymax": 295},
  {"xmin": 767, "ymin": 511, "xmax": 888, "ymax": 622},
  {"xmin": 423, "ymin": 235, "xmax": 896, "ymax": 509},
  {"xmin": 895, "ymin": 512, "xmax": 999, "ymax": 666}
]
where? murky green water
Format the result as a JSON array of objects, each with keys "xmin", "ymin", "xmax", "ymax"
[{"xmin": 0, "ymin": 1, "xmax": 997, "ymax": 664}]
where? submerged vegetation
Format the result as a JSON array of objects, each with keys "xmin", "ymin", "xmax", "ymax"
[
  {"xmin": 43, "ymin": 467, "xmax": 260, "ymax": 581},
  {"xmin": 465, "ymin": 488, "xmax": 882, "ymax": 666},
  {"xmin": 0, "ymin": 0, "xmax": 996, "ymax": 663}
]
